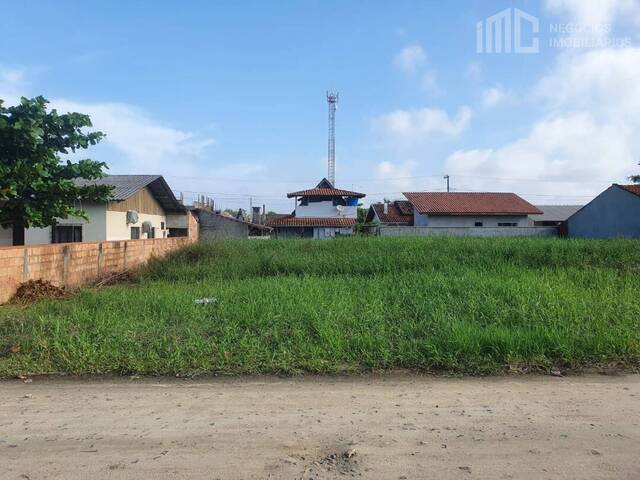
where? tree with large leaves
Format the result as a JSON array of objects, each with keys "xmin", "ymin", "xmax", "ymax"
[{"xmin": 0, "ymin": 96, "xmax": 112, "ymax": 245}]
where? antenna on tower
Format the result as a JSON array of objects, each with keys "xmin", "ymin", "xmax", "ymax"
[{"xmin": 327, "ymin": 91, "xmax": 338, "ymax": 187}]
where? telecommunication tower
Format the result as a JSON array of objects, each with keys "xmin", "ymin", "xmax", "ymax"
[{"xmin": 327, "ymin": 92, "xmax": 338, "ymax": 186}]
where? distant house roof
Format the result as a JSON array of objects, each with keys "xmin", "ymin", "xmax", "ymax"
[
  {"xmin": 618, "ymin": 184, "xmax": 640, "ymax": 197},
  {"xmin": 403, "ymin": 192, "xmax": 543, "ymax": 216},
  {"xmin": 76, "ymin": 175, "xmax": 184, "ymax": 213},
  {"xmin": 287, "ymin": 178, "xmax": 366, "ymax": 198},
  {"xmin": 266, "ymin": 216, "xmax": 357, "ymax": 227},
  {"xmin": 195, "ymin": 209, "xmax": 272, "ymax": 231},
  {"xmin": 367, "ymin": 201, "xmax": 413, "ymax": 225},
  {"xmin": 533, "ymin": 205, "xmax": 583, "ymax": 222}
]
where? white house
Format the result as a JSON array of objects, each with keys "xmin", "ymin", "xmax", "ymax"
[
  {"xmin": 401, "ymin": 192, "xmax": 542, "ymax": 227},
  {"xmin": 0, "ymin": 175, "xmax": 189, "ymax": 246},
  {"xmin": 266, "ymin": 178, "xmax": 366, "ymax": 239}
]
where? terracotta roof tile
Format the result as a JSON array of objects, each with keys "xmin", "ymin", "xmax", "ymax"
[
  {"xmin": 286, "ymin": 188, "xmax": 366, "ymax": 198},
  {"xmin": 370, "ymin": 202, "xmax": 413, "ymax": 225},
  {"xmin": 403, "ymin": 192, "xmax": 542, "ymax": 216},
  {"xmin": 618, "ymin": 184, "xmax": 640, "ymax": 197},
  {"xmin": 266, "ymin": 216, "xmax": 357, "ymax": 227}
]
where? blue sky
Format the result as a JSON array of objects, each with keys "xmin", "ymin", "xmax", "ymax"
[{"xmin": 2, "ymin": 1, "xmax": 640, "ymax": 211}]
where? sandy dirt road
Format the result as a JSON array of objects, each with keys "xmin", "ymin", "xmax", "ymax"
[{"xmin": 1, "ymin": 374, "xmax": 639, "ymax": 480}]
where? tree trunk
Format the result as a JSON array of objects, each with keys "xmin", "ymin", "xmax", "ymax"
[{"xmin": 12, "ymin": 219, "xmax": 25, "ymax": 246}]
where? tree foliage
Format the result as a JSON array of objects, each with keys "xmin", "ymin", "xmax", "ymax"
[{"xmin": 0, "ymin": 96, "xmax": 112, "ymax": 242}]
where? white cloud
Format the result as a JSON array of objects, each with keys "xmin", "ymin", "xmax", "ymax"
[
  {"xmin": 393, "ymin": 44, "xmax": 441, "ymax": 95},
  {"xmin": 545, "ymin": 0, "xmax": 640, "ymax": 27},
  {"xmin": 447, "ymin": 112, "xmax": 633, "ymax": 182},
  {"xmin": 0, "ymin": 67, "xmax": 27, "ymax": 105},
  {"xmin": 445, "ymin": 47, "xmax": 640, "ymax": 201},
  {"xmin": 50, "ymin": 100, "xmax": 215, "ymax": 176},
  {"xmin": 374, "ymin": 160, "xmax": 418, "ymax": 192},
  {"xmin": 545, "ymin": 0, "xmax": 640, "ymax": 45},
  {"xmin": 481, "ymin": 85, "xmax": 515, "ymax": 109},
  {"xmin": 393, "ymin": 44, "xmax": 426, "ymax": 75},
  {"xmin": 534, "ymin": 47, "xmax": 640, "ymax": 121},
  {"xmin": 373, "ymin": 106, "xmax": 472, "ymax": 143}
]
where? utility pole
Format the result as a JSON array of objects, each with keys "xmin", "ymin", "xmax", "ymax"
[
  {"xmin": 327, "ymin": 92, "xmax": 338, "ymax": 187},
  {"xmin": 444, "ymin": 174, "xmax": 450, "ymax": 192}
]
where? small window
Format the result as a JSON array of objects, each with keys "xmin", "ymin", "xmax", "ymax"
[
  {"xmin": 149, "ymin": 227, "xmax": 156, "ymax": 239},
  {"xmin": 474, "ymin": 222, "xmax": 483, "ymax": 227},
  {"xmin": 161, "ymin": 221, "xmax": 165, "ymax": 230},
  {"xmin": 130, "ymin": 227, "xmax": 140, "ymax": 239},
  {"xmin": 52, "ymin": 225, "xmax": 82, "ymax": 243},
  {"xmin": 498, "ymin": 222, "xmax": 518, "ymax": 227}
]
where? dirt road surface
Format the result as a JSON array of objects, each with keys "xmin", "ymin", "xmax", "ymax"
[{"xmin": 1, "ymin": 374, "xmax": 639, "ymax": 479}]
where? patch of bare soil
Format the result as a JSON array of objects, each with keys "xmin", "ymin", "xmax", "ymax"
[
  {"xmin": 11, "ymin": 279, "xmax": 68, "ymax": 303},
  {"xmin": 1, "ymin": 375, "xmax": 639, "ymax": 479}
]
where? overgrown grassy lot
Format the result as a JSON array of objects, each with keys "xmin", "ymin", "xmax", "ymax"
[{"xmin": 1, "ymin": 237, "xmax": 639, "ymax": 376}]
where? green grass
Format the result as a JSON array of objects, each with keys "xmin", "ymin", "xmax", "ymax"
[{"xmin": 1, "ymin": 236, "xmax": 639, "ymax": 376}]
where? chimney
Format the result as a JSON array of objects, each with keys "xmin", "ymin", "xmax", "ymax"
[
  {"xmin": 252, "ymin": 206, "xmax": 261, "ymax": 224},
  {"xmin": 383, "ymin": 201, "xmax": 389, "ymax": 215}
]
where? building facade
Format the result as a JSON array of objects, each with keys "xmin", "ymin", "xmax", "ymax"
[
  {"xmin": 401, "ymin": 192, "xmax": 542, "ymax": 227},
  {"xmin": 566, "ymin": 184, "xmax": 640, "ymax": 239},
  {"xmin": 0, "ymin": 175, "xmax": 189, "ymax": 246},
  {"xmin": 266, "ymin": 178, "xmax": 365, "ymax": 239}
]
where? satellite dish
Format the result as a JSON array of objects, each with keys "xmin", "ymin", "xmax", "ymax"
[
  {"xmin": 336, "ymin": 205, "xmax": 345, "ymax": 212},
  {"xmin": 126, "ymin": 210, "xmax": 139, "ymax": 224}
]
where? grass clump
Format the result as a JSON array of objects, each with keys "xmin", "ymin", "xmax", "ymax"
[{"xmin": 1, "ymin": 236, "xmax": 639, "ymax": 376}]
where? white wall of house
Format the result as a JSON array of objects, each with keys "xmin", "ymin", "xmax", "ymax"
[
  {"xmin": 413, "ymin": 209, "xmax": 529, "ymax": 227},
  {"xmin": 106, "ymin": 211, "xmax": 168, "ymax": 240},
  {"xmin": 20, "ymin": 204, "xmax": 108, "ymax": 245},
  {"xmin": 1, "ymin": 204, "xmax": 169, "ymax": 246},
  {"xmin": 295, "ymin": 200, "xmax": 357, "ymax": 218}
]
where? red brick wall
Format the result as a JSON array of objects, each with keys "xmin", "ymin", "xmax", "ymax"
[{"xmin": 0, "ymin": 236, "xmax": 194, "ymax": 304}]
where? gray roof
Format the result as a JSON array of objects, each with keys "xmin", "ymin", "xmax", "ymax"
[
  {"xmin": 76, "ymin": 175, "xmax": 184, "ymax": 213},
  {"xmin": 533, "ymin": 205, "xmax": 583, "ymax": 222}
]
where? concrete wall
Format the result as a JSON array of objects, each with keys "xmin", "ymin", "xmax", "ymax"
[
  {"xmin": 295, "ymin": 201, "xmax": 357, "ymax": 218},
  {"xmin": 0, "ymin": 236, "xmax": 195, "ymax": 304},
  {"xmin": 378, "ymin": 226, "xmax": 558, "ymax": 238},
  {"xmin": 413, "ymin": 209, "xmax": 530, "ymax": 227},
  {"xmin": 567, "ymin": 186, "xmax": 640, "ymax": 238},
  {"xmin": 198, "ymin": 211, "xmax": 248, "ymax": 240}
]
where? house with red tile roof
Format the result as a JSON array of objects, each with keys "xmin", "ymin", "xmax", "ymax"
[
  {"xmin": 367, "ymin": 191, "xmax": 541, "ymax": 229},
  {"xmin": 566, "ymin": 184, "xmax": 640, "ymax": 238},
  {"xmin": 365, "ymin": 201, "xmax": 414, "ymax": 226},
  {"xmin": 266, "ymin": 178, "xmax": 366, "ymax": 239}
]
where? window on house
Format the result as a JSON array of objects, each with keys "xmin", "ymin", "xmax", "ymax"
[
  {"xmin": 130, "ymin": 227, "xmax": 140, "ymax": 239},
  {"xmin": 474, "ymin": 221, "xmax": 483, "ymax": 227},
  {"xmin": 161, "ymin": 221, "xmax": 165, "ymax": 230},
  {"xmin": 498, "ymin": 222, "xmax": 518, "ymax": 227},
  {"xmin": 149, "ymin": 227, "xmax": 156, "ymax": 239},
  {"xmin": 52, "ymin": 225, "xmax": 82, "ymax": 243}
]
